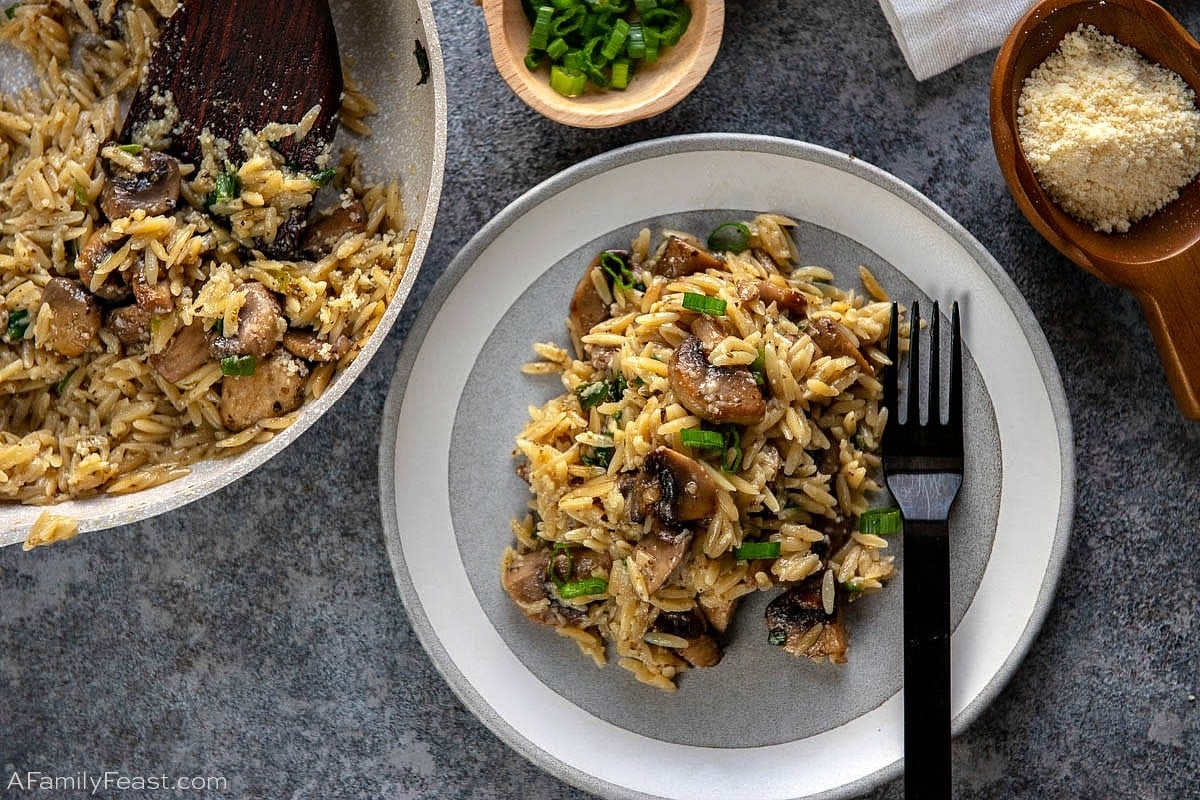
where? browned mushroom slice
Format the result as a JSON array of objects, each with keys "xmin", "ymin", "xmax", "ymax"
[
  {"xmin": 756, "ymin": 280, "xmax": 808, "ymax": 316},
  {"xmin": 628, "ymin": 446, "xmax": 718, "ymax": 525},
  {"xmin": 689, "ymin": 315, "xmax": 727, "ymax": 351},
  {"xmin": 218, "ymin": 351, "xmax": 308, "ymax": 431},
  {"xmin": 501, "ymin": 548, "xmax": 588, "ymax": 628},
  {"xmin": 150, "ymin": 321, "xmax": 211, "ymax": 383},
  {"xmin": 106, "ymin": 305, "xmax": 153, "ymax": 347},
  {"xmin": 631, "ymin": 527, "xmax": 694, "ymax": 596},
  {"xmin": 652, "ymin": 610, "xmax": 723, "ymax": 668},
  {"xmin": 806, "ymin": 317, "xmax": 874, "ymax": 374},
  {"xmin": 301, "ymin": 198, "xmax": 366, "ymax": 256},
  {"xmin": 282, "ymin": 329, "xmax": 353, "ymax": 362},
  {"xmin": 569, "ymin": 252, "xmax": 614, "ymax": 339},
  {"xmin": 549, "ymin": 545, "xmax": 613, "ymax": 584},
  {"xmin": 99, "ymin": 149, "xmax": 181, "ymax": 220},
  {"xmin": 765, "ymin": 575, "xmax": 848, "ymax": 663},
  {"xmin": 76, "ymin": 228, "xmax": 131, "ymax": 302},
  {"xmin": 40, "ymin": 278, "xmax": 101, "ymax": 357},
  {"xmin": 652, "ymin": 235, "xmax": 722, "ymax": 278},
  {"xmin": 669, "ymin": 336, "xmax": 766, "ymax": 425},
  {"xmin": 209, "ymin": 282, "xmax": 285, "ymax": 359},
  {"xmin": 700, "ymin": 595, "xmax": 738, "ymax": 634},
  {"xmin": 130, "ymin": 258, "xmax": 173, "ymax": 314}
]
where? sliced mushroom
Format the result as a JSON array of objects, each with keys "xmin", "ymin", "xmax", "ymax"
[
  {"xmin": 209, "ymin": 282, "xmax": 284, "ymax": 359},
  {"xmin": 501, "ymin": 548, "xmax": 588, "ymax": 628},
  {"xmin": 652, "ymin": 235, "xmax": 722, "ymax": 278},
  {"xmin": 549, "ymin": 545, "xmax": 613, "ymax": 585},
  {"xmin": 765, "ymin": 574, "xmax": 848, "ymax": 663},
  {"xmin": 40, "ymin": 278, "xmax": 101, "ymax": 357},
  {"xmin": 282, "ymin": 329, "xmax": 353, "ymax": 362},
  {"xmin": 669, "ymin": 335, "xmax": 766, "ymax": 425},
  {"xmin": 806, "ymin": 317, "xmax": 874, "ymax": 374},
  {"xmin": 76, "ymin": 228, "xmax": 131, "ymax": 302},
  {"xmin": 149, "ymin": 320, "xmax": 211, "ymax": 383},
  {"xmin": 569, "ymin": 252, "xmax": 615, "ymax": 339},
  {"xmin": 689, "ymin": 315, "xmax": 727, "ymax": 351},
  {"xmin": 130, "ymin": 257, "xmax": 173, "ymax": 314},
  {"xmin": 756, "ymin": 280, "xmax": 808, "ymax": 316},
  {"xmin": 99, "ymin": 149, "xmax": 181, "ymax": 219},
  {"xmin": 218, "ymin": 350, "xmax": 308, "ymax": 431},
  {"xmin": 700, "ymin": 595, "xmax": 738, "ymax": 634},
  {"xmin": 653, "ymin": 610, "xmax": 723, "ymax": 668},
  {"xmin": 106, "ymin": 305, "xmax": 153, "ymax": 347},
  {"xmin": 628, "ymin": 446, "xmax": 718, "ymax": 525},
  {"xmin": 301, "ymin": 198, "xmax": 366, "ymax": 256},
  {"xmin": 631, "ymin": 527, "xmax": 694, "ymax": 597}
]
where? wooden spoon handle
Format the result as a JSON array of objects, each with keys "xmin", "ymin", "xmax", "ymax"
[{"xmin": 1132, "ymin": 250, "xmax": 1200, "ymax": 418}]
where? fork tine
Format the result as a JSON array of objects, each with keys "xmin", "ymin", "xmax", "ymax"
[
  {"xmin": 948, "ymin": 300, "xmax": 963, "ymax": 441},
  {"xmin": 885, "ymin": 302, "xmax": 899, "ymax": 417},
  {"xmin": 927, "ymin": 301, "xmax": 941, "ymax": 426},
  {"xmin": 907, "ymin": 300, "xmax": 920, "ymax": 425}
]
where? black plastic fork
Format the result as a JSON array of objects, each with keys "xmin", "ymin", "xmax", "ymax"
[{"xmin": 883, "ymin": 300, "xmax": 963, "ymax": 800}]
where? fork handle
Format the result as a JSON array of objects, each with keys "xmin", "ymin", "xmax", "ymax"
[{"xmin": 904, "ymin": 519, "xmax": 951, "ymax": 800}]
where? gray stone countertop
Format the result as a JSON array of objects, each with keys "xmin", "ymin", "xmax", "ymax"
[{"xmin": 3, "ymin": 0, "xmax": 1199, "ymax": 798}]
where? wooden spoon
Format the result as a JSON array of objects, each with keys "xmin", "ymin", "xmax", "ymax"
[
  {"xmin": 481, "ymin": 0, "xmax": 724, "ymax": 128},
  {"xmin": 121, "ymin": 0, "xmax": 342, "ymax": 171},
  {"xmin": 991, "ymin": 0, "xmax": 1200, "ymax": 418}
]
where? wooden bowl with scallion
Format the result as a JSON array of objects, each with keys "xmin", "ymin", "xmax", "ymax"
[{"xmin": 481, "ymin": 0, "xmax": 724, "ymax": 128}]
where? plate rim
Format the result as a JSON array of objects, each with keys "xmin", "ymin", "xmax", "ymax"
[{"xmin": 378, "ymin": 132, "xmax": 1075, "ymax": 800}]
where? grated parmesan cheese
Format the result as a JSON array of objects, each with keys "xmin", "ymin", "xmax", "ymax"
[{"xmin": 1017, "ymin": 25, "xmax": 1200, "ymax": 233}]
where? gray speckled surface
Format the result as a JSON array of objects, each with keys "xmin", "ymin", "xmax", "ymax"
[{"xmin": 3, "ymin": 1, "xmax": 1199, "ymax": 798}]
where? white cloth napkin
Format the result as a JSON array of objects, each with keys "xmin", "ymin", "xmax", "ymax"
[{"xmin": 878, "ymin": 0, "xmax": 1038, "ymax": 80}]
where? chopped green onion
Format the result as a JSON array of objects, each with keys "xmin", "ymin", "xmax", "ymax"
[
  {"xmin": 546, "ymin": 36, "xmax": 570, "ymax": 60},
  {"xmin": 72, "ymin": 181, "xmax": 89, "ymax": 206},
  {"xmin": 601, "ymin": 18, "xmax": 630, "ymax": 61},
  {"xmin": 55, "ymin": 368, "xmax": 76, "ymax": 394},
  {"xmin": 768, "ymin": 629, "xmax": 787, "ymax": 646},
  {"xmin": 843, "ymin": 578, "xmax": 865, "ymax": 595},
  {"xmin": 4, "ymin": 4, "xmax": 19, "ymax": 20},
  {"xmin": 641, "ymin": 25, "xmax": 660, "ymax": 63},
  {"xmin": 582, "ymin": 447, "xmax": 614, "ymax": 468},
  {"xmin": 659, "ymin": 5, "xmax": 691, "ymax": 46},
  {"xmin": 117, "ymin": 143, "xmax": 143, "ymax": 155},
  {"xmin": 680, "ymin": 427, "xmax": 723, "ymax": 450},
  {"xmin": 524, "ymin": 51, "xmax": 543, "ymax": 70},
  {"xmin": 549, "ymin": 64, "xmax": 587, "ymax": 97},
  {"xmin": 719, "ymin": 424, "xmax": 742, "ymax": 473},
  {"xmin": 220, "ymin": 355, "xmax": 256, "ymax": 377},
  {"xmin": 600, "ymin": 250, "xmax": 634, "ymax": 291},
  {"xmin": 557, "ymin": 577, "xmax": 608, "ymax": 599},
  {"xmin": 626, "ymin": 22, "xmax": 646, "ymax": 59},
  {"xmin": 529, "ymin": 5, "xmax": 554, "ymax": 50},
  {"xmin": 707, "ymin": 222, "xmax": 751, "ymax": 253},
  {"xmin": 310, "ymin": 168, "xmax": 337, "ymax": 187},
  {"xmin": 749, "ymin": 347, "xmax": 766, "ymax": 386},
  {"xmin": 859, "ymin": 507, "xmax": 903, "ymax": 535},
  {"xmin": 608, "ymin": 373, "xmax": 628, "ymax": 402},
  {"xmin": 681, "ymin": 292, "xmax": 726, "ymax": 316},
  {"xmin": 734, "ymin": 540, "xmax": 781, "ymax": 561},
  {"xmin": 634, "ymin": 0, "xmax": 657, "ymax": 14},
  {"xmin": 610, "ymin": 58, "xmax": 632, "ymax": 89},
  {"xmin": 6, "ymin": 308, "xmax": 30, "ymax": 341},
  {"xmin": 577, "ymin": 380, "xmax": 608, "ymax": 410},
  {"xmin": 206, "ymin": 168, "xmax": 240, "ymax": 210}
]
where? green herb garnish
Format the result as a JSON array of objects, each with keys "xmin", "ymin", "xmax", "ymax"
[
  {"xmin": 734, "ymin": 540, "xmax": 781, "ymax": 561},
  {"xmin": 707, "ymin": 222, "xmax": 751, "ymax": 253},
  {"xmin": 219, "ymin": 354, "xmax": 256, "ymax": 377},
  {"xmin": 6, "ymin": 308, "xmax": 30, "ymax": 341},
  {"xmin": 681, "ymin": 292, "xmax": 726, "ymax": 316}
]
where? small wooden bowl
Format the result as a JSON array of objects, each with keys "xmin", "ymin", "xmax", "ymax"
[
  {"xmin": 991, "ymin": 0, "xmax": 1200, "ymax": 418},
  {"xmin": 481, "ymin": 0, "xmax": 724, "ymax": 128}
]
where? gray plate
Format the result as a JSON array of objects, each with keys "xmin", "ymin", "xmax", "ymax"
[
  {"xmin": 380, "ymin": 133, "xmax": 1074, "ymax": 800},
  {"xmin": 0, "ymin": 0, "xmax": 447, "ymax": 545}
]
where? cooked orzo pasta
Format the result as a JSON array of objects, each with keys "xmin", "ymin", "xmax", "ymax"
[
  {"xmin": 0, "ymin": 2, "xmax": 414, "ymax": 505},
  {"xmin": 503, "ymin": 214, "xmax": 900, "ymax": 691}
]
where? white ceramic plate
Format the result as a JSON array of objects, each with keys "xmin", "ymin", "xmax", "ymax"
[
  {"xmin": 0, "ymin": 0, "xmax": 446, "ymax": 545},
  {"xmin": 379, "ymin": 134, "xmax": 1074, "ymax": 800}
]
